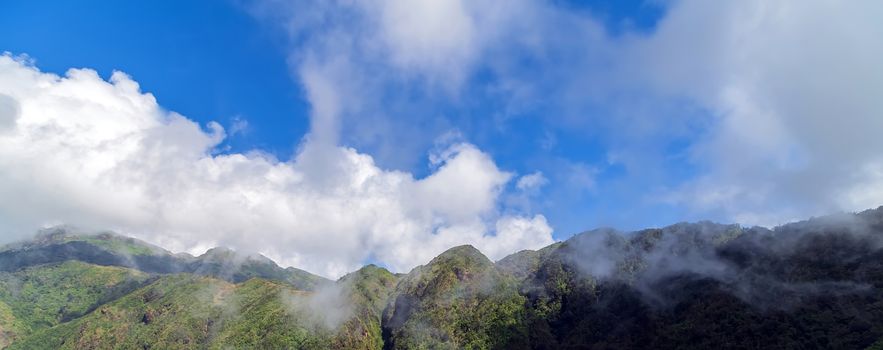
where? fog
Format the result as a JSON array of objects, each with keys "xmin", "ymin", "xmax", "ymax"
[{"xmin": 559, "ymin": 207, "xmax": 883, "ymax": 308}]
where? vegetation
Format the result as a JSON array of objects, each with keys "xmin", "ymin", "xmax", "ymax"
[
  {"xmin": 3, "ymin": 263, "xmax": 398, "ymax": 349},
  {"xmin": 0, "ymin": 261, "xmax": 150, "ymax": 344},
  {"xmin": 0, "ymin": 229, "xmax": 328, "ymax": 290},
  {"xmin": 4, "ymin": 207, "xmax": 883, "ymax": 348},
  {"xmin": 382, "ymin": 245, "xmax": 530, "ymax": 349},
  {"xmin": 190, "ymin": 247, "xmax": 326, "ymax": 290}
]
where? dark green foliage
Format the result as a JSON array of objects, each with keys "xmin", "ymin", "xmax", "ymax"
[
  {"xmin": 496, "ymin": 242, "xmax": 562, "ymax": 281},
  {"xmin": 509, "ymin": 208, "xmax": 883, "ymax": 349}
]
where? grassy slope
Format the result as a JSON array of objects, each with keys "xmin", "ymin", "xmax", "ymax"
[
  {"xmin": 10, "ymin": 265, "xmax": 399, "ymax": 349},
  {"xmin": 0, "ymin": 261, "xmax": 150, "ymax": 344}
]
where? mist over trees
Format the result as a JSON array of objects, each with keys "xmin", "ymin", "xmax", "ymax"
[{"xmin": 2, "ymin": 207, "xmax": 883, "ymax": 348}]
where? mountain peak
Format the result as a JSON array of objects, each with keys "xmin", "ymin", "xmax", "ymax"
[
  {"xmin": 429, "ymin": 245, "xmax": 490, "ymax": 266},
  {"xmin": 197, "ymin": 247, "xmax": 277, "ymax": 266}
]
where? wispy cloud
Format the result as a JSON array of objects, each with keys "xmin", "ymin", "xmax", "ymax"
[{"xmin": 251, "ymin": 0, "xmax": 883, "ymax": 228}]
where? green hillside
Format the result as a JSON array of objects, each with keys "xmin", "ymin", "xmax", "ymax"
[
  {"xmin": 9, "ymin": 269, "xmax": 396, "ymax": 349},
  {"xmin": 0, "ymin": 261, "xmax": 150, "ymax": 345},
  {"xmin": 3, "ymin": 207, "xmax": 883, "ymax": 348},
  {"xmin": 382, "ymin": 245, "xmax": 530, "ymax": 349},
  {"xmin": 0, "ymin": 229, "xmax": 328, "ymax": 291}
]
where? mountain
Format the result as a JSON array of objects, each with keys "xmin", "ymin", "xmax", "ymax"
[
  {"xmin": 4, "ymin": 263, "xmax": 397, "ymax": 349},
  {"xmin": 3, "ymin": 207, "xmax": 883, "ymax": 348},
  {"xmin": 189, "ymin": 247, "xmax": 326, "ymax": 290},
  {"xmin": 505, "ymin": 210, "xmax": 883, "ymax": 349},
  {"xmin": 382, "ymin": 245, "xmax": 529, "ymax": 349},
  {"xmin": 0, "ymin": 261, "xmax": 152, "ymax": 347},
  {"xmin": 0, "ymin": 228, "xmax": 327, "ymax": 291}
]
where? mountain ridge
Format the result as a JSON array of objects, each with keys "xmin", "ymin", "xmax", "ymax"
[
  {"xmin": 0, "ymin": 228, "xmax": 328, "ymax": 291},
  {"xmin": 2, "ymin": 206, "xmax": 883, "ymax": 348}
]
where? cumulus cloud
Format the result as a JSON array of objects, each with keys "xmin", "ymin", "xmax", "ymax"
[
  {"xmin": 0, "ymin": 93, "xmax": 18, "ymax": 132},
  {"xmin": 0, "ymin": 54, "xmax": 553, "ymax": 278}
]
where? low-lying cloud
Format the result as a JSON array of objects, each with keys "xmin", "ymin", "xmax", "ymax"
[
  {"xmin": 561, "ymin": 210, "xmax": 883, "ymax": 309},
  {"xmin": 0, "ymin": 54, "xmax": 553, "ymax": 278}
]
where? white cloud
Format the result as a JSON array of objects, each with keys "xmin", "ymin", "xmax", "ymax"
[
  {"xmin": 371, "ymin": 0, "xmax": 883, "ymax": 227},
  {"xmin": 10, "ymin": 0, "xmax": 878, "ymax": 280},
  {"xmin": 350, "ymin": 0, "xmax": 533, "ymax": 88},
  {"xmin": 516, "ymin": 171, "xmax": 548, "ymax": 192},
  {"xmin": 0, "ymin": 93, "xmax": 18, "ymax": 132},
  {"xmin": 632, "ymin": 0, "xmax": 883, "ymax": 225},
  {"xmin": 0, "ymin": 54, "xmax": 553, "ymax": 278},
  {"xmin": 359, "ymin": 0, "xmax": 883, "ymax": 228},
  {"xmin": 253, "ymin": 0, "xmax": 883, "ymax": 230},
  {"xmin": 248, "ymin": 0, "xmax": 547, "ymax": 169},
  {"xmin": 369, "ymin": 0, "xmax": 477, "ymax": 85}
]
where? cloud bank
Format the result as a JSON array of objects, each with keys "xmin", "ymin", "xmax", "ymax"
[{"xmin": 0, "ymin": 54, "xmax": 553, "ymax": 278}]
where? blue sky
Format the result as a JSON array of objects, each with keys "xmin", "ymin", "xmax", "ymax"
[
  {"xmin": 1, "ymin": 0, "xmax": 307, "ymax": 155},
  {"xmin": 2, "ymin": 0, "xmax": 882, "ymax": 276}
]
